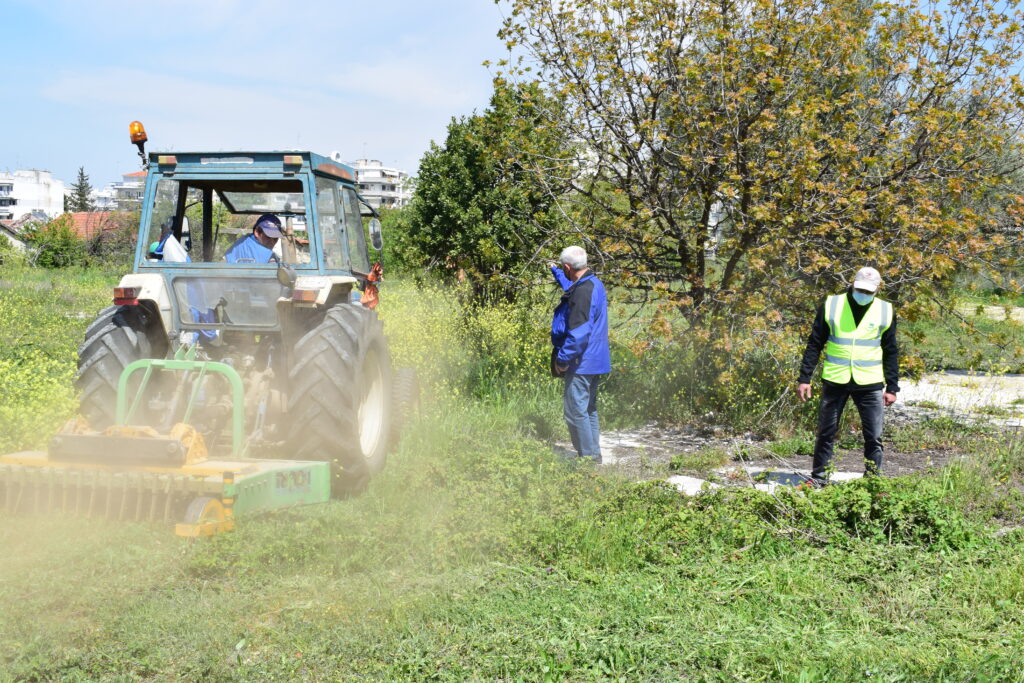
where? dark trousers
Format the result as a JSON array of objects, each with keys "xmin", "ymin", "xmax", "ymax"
[{"xmin": 811, "ymin": 383, "xmax": 884, "ymax": 480}]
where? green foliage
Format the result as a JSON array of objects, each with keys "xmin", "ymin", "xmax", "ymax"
[
  {"xmin": 67, "ymin": 166, "xmax": 94, "ymax": 213},
  {"xmin": 669, "ymin": 448, "xmax": 730, "ymax": 472},
  {"xmin": 0, "ymin": 233, "xmax": 18, "ymax": 267},
  {"xmin": 21, "ymin": 214, "xmax": 86, "ymax": 268},
  {"xmin": 0, "ymin": 266, "xmax": 113, "ymax": 451},
  {"xmin": 904, "ymin": 303, "xmax": 1024, "ymax": 373},
  {"xmin": 496, "ymin": 0, "xmax": 1024, "ymax": 341},
  {"xmin": 376, "ymin": 205, "xmax": 418, "ymax": 273},
  {"xmin": 402, "ymin": 81, "xmax": 568, "ymax": 300},
  {"xmin": 767, "ymin": 434, "xmax": 816, "ymax": 458}
]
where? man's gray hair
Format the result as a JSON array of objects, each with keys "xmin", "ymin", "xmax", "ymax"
[{"xmin": 559, "ymin": 245, "xmax": 588, "ymax": 270}]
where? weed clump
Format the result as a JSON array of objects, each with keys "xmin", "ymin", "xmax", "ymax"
[{"xmin": 535, "ymin": 473, "xmax": 985, "ymax": 575}]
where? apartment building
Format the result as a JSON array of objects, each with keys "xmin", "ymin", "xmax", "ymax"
[
  {"xmin": 90, "ymin": 170, "xmax": 146, "ymax": 211},
  {"xmin": 330, "ymin": 155, "xmax": 413, "ymax": 211},
  {"xmin": 0, "ymin": 170, "xmax": 65, "ymax": 221}
]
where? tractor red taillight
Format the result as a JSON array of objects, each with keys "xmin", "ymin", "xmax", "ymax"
[
  {"xmin": 292, "ymin": 289, "xmax": 318, "ymax": 303},
  {"xmin": 113, "ymin": 286, "xmax": 141, "ymax": 305}
]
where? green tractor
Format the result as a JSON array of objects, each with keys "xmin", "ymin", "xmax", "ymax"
[{"xmin": 71, "ymin": 122, "xmax": 416, "ymax": 498}]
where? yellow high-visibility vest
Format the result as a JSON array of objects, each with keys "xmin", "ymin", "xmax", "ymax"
[{"xmin": 821, "ymin": 293, "xmax": 893, "ymax": 385}]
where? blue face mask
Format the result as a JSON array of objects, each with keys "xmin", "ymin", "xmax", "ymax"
[{"xmin": 851, "ymin": 290, "xmax": 874, "ymax": 305}]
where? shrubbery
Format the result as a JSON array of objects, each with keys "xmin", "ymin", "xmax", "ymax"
[
  {"xmin": 20, "ymin": 215, "xmax": 85, "ymax": 268},
  {"xmin": 0, "ymin": 267, "xmax": 113, "ymax": 451}
]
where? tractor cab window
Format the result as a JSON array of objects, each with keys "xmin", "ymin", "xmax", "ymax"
[
  {"xmin": 315, "ymin": 177, "xmax": 347, "ymax": 271},
  {"xmin": 144, "ymin": 178, "xmax": 311, "ymax": 266},
  {"xmin": 341, "ymin": 186, "xmax": 371, "ymax": 275}
]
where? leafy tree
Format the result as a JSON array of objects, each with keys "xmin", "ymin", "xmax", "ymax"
[
  {"xmin": 22, "ymin": 214, "xmax": 85, "ymax": 268},
  {"xmin": 497, "ymin": 0, "xmax": 1024, "ymax": 327},
  {"xmin": 68, "ymin": 166, "xmax": 94, "ymax": 213},
  {"xmin": 404, "ymin": 81, "xmax": 570, "ymax": 300}
]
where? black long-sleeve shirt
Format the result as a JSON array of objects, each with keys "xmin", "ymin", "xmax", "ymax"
[{"xmin": 798, "ymin": 289, "xmax": 899, "ymax": 393}]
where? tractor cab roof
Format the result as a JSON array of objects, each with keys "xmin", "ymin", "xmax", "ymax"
[{"xmin": 146, "ymin": 151, "xmax": 356, "ymax": 182}]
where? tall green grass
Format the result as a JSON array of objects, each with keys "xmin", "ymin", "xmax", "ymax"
[{"xmin": 2, "ymin": 266, "xmax": 1024, "ymax": 680}]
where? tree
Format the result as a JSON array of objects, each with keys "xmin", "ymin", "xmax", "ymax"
[
  {"xmin": 497, "ymin": 0, "xmax": 1024, "ymax": 327},
  {"xmin": 22, "ymin": 214, "xmax": 85, "ymax": 268},
  {"xmin": 404, "ymin": 81, "xmax": 571, "ymax": 300},
  {"xmin": 85, "ymin": 210, "xmax": 140, "ymax": 267},
  {"xmin": 68, "ymin": 166, "xmax": 94, "ymax": 213}
]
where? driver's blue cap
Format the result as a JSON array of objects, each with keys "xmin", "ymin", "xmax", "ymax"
[{"xmin": 254, "ymin": 213, "xmax": 282, "ymax": 237}]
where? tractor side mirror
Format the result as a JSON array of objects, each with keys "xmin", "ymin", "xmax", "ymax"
[
  {"xmin": 277, "ymin": 263, "xmax": 297, "ymax": 289},
  {"xmin": 368, "ymin": 218, "xmax": 383, "ymax": 251}
]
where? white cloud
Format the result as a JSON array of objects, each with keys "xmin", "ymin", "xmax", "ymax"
[{"xmin": 37, "ymin": 67, "xmax": 461, "ymax": 175}]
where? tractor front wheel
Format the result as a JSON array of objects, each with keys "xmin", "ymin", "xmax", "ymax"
[
  {"xmin": 287, "ymin": 304, "xmax": 392, "ymax": 497},
  {"xmin": 76, "ymin": 305, "xmax": 160, "ymax": 429}
]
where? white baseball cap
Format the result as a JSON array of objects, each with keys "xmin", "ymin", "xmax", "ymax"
[{"xmin": 852, "ymin": 266, "xmax": 882, "ymax": 292}]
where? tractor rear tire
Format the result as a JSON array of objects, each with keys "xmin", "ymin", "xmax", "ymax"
[
  {"xmin": 75, "ymin": 305, "xmax": 157, "ymax": 429},
  {"xmin": 287, "ymin": 304, "xmax": 392, "ymax": 497},
  {"xmin": 390, "ymin": 367, "xmax": 420, "ymax": 445}
]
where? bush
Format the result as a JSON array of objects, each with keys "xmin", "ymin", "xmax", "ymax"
[
  {"xmin": 22, "ymin": 215, "xmax": 85, "ymax": 268},
  {"xmin": 85, "ymin": 211, "xmax": 139, "ymax": 268}
]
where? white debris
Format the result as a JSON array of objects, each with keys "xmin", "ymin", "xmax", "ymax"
[{"xmin": 667, "ymin": 475, "xmax": 718, "ymax": 495}]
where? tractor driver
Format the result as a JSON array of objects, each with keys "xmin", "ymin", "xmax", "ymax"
[{"xmin": 224, "ymin": 213, "xmax": 281, "ymax": 264}]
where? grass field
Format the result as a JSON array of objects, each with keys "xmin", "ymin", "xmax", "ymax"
[{"xmin": 2, "ymin": 266, "xmax": 1024, "ymax": 681}]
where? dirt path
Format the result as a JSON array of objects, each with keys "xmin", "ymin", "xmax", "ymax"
[{"xmin": 559, "ymin": 371, "xmax": 1023, "ymax": 494}]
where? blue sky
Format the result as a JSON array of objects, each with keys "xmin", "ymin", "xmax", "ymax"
[{"xmin": 1, "ymin": 0, "xmax": 507, "ymax": 187}]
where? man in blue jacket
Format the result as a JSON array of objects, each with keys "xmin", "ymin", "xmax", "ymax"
[
  {"xmin": 225, "ymin": 214, "xmax": 282, "ymax": 263},
  {"xmin": 550, "ymin": 245, "xmax": 611, "ymax": 463}
]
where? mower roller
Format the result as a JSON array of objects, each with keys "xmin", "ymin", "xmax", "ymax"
[{"xmin": 0, "ymin": 122, "xmax": 421, "ymax": 536}]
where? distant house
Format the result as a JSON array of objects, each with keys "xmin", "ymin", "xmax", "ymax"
[
  {"xmin": 0, "ymin": 221, "xmax": 27, "ymax": 251},
  {"xmin": 67, "ymin": 211, "xmax": 132, "ymax": 240}
]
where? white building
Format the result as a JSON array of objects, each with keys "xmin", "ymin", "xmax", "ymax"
[
  {"xmin": 0, "ymin": 170, "xmax": 65, "ymax": 221},
  {"xmin": 90, "ymin": 170, "xmax": 146, "ymax": 211},
  {"xmin": 90, "ymin": 185, "xmax": 119, "ymax": 211},
  {"xmin": 330, "ymin": 155, "xmax": 412, "ymax": 210}
]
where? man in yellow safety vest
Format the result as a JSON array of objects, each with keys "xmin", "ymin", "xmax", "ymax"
[{"xmin": 797, "ymin": 266, "xmax": 899, "ymax": 485}]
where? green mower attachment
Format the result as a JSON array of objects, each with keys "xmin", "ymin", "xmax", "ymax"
[{"xmin": 0, "ymin": 353, "xmax": 331, "ymax": 537}]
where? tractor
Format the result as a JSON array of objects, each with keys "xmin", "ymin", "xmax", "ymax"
[{"xmin": 0, "ymin": 122, "xmax": 416, "ymax": 534}]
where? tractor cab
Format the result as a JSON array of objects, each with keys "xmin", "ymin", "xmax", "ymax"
[{"xmin": 118, "ymin": 149, "xmax": 383, "ymax": 344}]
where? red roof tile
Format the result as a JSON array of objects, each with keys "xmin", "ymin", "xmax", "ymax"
[
  {"xmin": 67, "ymin": 212, "xmax": 126, "ymax": 239},
  {"xmin": 122, "ymin": 171, "xmax": 147, "ymax": 178}
]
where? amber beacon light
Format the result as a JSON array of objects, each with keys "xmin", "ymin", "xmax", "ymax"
[
  {"xmin": 129, "ymin": 120, "xmax": 148, "ymax": 144},
  {"xmin": 129, "ymin": 120, "xmax": 149, "ymax": 168}
]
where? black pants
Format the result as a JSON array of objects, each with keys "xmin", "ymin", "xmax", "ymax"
[{"xmin": 811, "ymin": 383, "xmax": 884, "ymax": 480}]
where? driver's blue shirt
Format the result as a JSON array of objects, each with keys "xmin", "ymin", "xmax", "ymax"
[{"xmin": 225, "ymin": 234, "xmax": 277, "ymax": 264}]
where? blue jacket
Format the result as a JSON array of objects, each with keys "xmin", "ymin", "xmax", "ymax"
[
  {"xmin": 550, "ymin": 266, "xmax": 611, "ymax": 375},
  {"xmin": 225, "ymin": 234, "xmax": 277, "ymax": 264}
]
